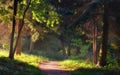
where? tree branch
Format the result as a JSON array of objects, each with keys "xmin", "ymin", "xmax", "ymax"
[{"xmin": 67, "ymin": 0, "xmax": 101, "ymax": 29}]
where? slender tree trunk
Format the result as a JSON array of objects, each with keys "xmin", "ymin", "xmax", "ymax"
[
  {"xmin": 15, "ymin": 2, "xmax": 24, "ymax": 55},
  {"xmin": 93, "ymin": 19, "xmax": 97, "ymax": 64},
  {"xmin": 76, "ymin": 47, "xmax": 80, "ymax": 55},
  {"xmin": 16, "ymin": 35, "xmax": 22, "ymax": 55},
  {"xmin": 59, "ymin": 38, "xmax": 66, "ymax": 56},
  {"xmin": 67, "ymin": 44, "xmax": 71, "ymax": 56},
  {"xmin": 9, "ymin": 0, "xmax": 18, "ymax": 59},
  {"xmin": 98, "ymin": 4, "xmax": 109, "ymax": 66},
  {"xmin": 9, "ymin": 0, "xmax": 31, "ymax": 59},
  {"xmin": 117, "ymin": 49, "xmax": 120, "ymax": 63},
  {"xmin": 16, "ymin": 19, "xmax": 22, "ymax": 55},
  {"xmin": 29, "ymin": 37, "xmax": 34, "ymax": 52},
  {"xmin": 13, "ymin": 0, "xmax": 31, "ymax": 55},
  {"xmin": 61, "ymin": 42, "xmax": 66, "ymax": 56}
]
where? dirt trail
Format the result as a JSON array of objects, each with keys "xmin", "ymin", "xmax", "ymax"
[{"xmin": 39, "ymin": 61, "xmax": 71, "ymax": 75}]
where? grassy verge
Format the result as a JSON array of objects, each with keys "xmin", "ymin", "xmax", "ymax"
[
  {"xmin": 60, "ymin": 59, "xmax": 120, "ymax": 75},
  {"xmin": 60, "ymin": 59, "xmax": 94, "ymax": 70},
  {"xmin": 0, "ymin": 50, "xmax": 48, "ymax": 75}
]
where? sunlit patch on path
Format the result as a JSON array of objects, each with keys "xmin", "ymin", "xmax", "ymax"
[{"xmin": 39, "ymin": 61, "xmax": 71, "ymax": 75}]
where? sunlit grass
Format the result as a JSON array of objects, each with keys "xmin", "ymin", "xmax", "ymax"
[
  {"xmin": 0, "ymin": 50, "xmax": 49, "ymax": 75},
  {"xmin": 0, "ymin": 50, "xmax": 48, "ymax": 66},
  {"xmin": 60, "ymin": 58, "xmax": 120, "ymax": 75},
  {"xmin": 15, "ymin": 53, "xmax": 48, "ymax": 66},
  {"xmin": 60, "ymin": 59, "xmax": 95, "ymax": 70}
]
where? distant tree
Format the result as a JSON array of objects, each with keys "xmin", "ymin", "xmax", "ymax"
[
  {"xmin": 66, "ymin": 0, "xmax": 102, "ymax": 64},
  {"xmin": 83, "ymin": 16, "xmax": 102, "ymax": 64},
  {"xmin": 64, "ymin": 0, "xmax": 110, "ymax": 66}
]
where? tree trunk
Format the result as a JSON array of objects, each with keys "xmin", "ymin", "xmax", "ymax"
[
  {"xmin": 9, "ymin": 0, "xmax": 18, "ymax": 59},
  {"xmin": 9, "ymin": 0, "xmax": 31, "ymax": 59},
  {"xmin": 67, "ymin": 44, "xmax": 71, "ymax": 56},
  {"xmin": 98, "ymin": 4, "xmax": 109, "ymax": 66},
  {"xmin": 93, "ymin": 19, "xmax": 97, "ymax": 64},
  {"xmin": 76, "ymin": 47, "xmax": 80, "ymax": 55},
  {"xmin": 13, "ymin": 0, "xmax": 31, "ymax": 55},
  {"xmin": 29, "ymin": 37, "xmax": 34, "ymax": 52},
  {"xmin": 16, "ymin": 19, "xmax": 22, "ymax": 55},
  {"xmin": 61, "ymin": 42, "xmax": 66, "ymax": 56},
  {"xmin": 117, "ymin": 49, "xmax": 120, "ymax": 63}
]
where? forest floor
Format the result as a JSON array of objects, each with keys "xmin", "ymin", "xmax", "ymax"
[{"xmin": 39, "ymin": 61, "xmax": 71, "ymax": 75}]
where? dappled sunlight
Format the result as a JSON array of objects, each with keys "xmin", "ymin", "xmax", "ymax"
[
  {"xmin": 0, "ymin": 57, "xmax": 42, "ymax": 75},
  {"xmin": 39, "ymin": 61, "xmax": 71, "ymax": 75},
  {"xmin": 0, "ymin": 50, "xmax": 48, "ymax": 66},
  {"xmin": 15, "ymin": 52, "xmax": 48, "ymax": 66},
  {"xmin": 0, "ymin": 50, "xmax": 48, "ymax": 75},
  {"xmin": 60, "ymin": 59, "xmax": 120, "ymax": 75},
  {"xmin": 0, "ymin": 0, "xmax": 120, "ymax": 75},
  {"xmin": 60, "ymin": 59, "xmax": 95, "ymax": 70}
]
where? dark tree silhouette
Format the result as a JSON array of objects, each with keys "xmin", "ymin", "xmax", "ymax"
[
  {"xmin": 9, "ymin": 0, "xmax": 31, "ymax": 59},
  {"xmin": 9, "ymin": 0, "xmax": 18, "ymax": 59}
]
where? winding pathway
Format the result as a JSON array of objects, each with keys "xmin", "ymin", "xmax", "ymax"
[{"xmin": 39, "ymin": 61, "xmax": 71, "ymax": 75}]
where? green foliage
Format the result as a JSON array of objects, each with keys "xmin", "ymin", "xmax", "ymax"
[
  {"xmin": 71, "ymin": 38, "xmax": 91, "ymax": 57},
  {"xmin": 0, "ymin": 1, "xmax": 12, "ymax": 23},
  {"xmin": 2, "ymin": 43, "xmax": 10, "ymax": 50},
  {"xmin": 105, "ymin": 47, "xmax": 120, "ymax": 70},
  {"xmin": 105, "ymin": 60, "xmax": 120, "ymax": 70},
  {"xmin": 26, "ymin": 22, "xmax": 41, "ymax": 42},
  {"xmin": 60, "ymin": 58, "xmax": 120, "ymax": 75},
  {"xmin": 80, "ymin": 45, "xmax": 90, "ymax": 57},
  {"xmin": 30, "ymin": 0, "xmax": 60, "ymax": 28},
  {"xmin": 31, "ymin": 32, "xmax": 40, "ymax": 42},
  {"xmin": 71, "ymin": 39, "xmax": 82, "ymax": 47}
]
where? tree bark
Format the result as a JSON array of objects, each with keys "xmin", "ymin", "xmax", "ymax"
[
  {"xmin": 117, "ymin": 49, "xmax": 120, "ymax": 63},
  {"xmin": 9, "ymin": 0, "xmax": 18, "ymax": 59},
  {"xmin": 13, "ymin": 0, "xmax": 31, "ymax": 55},
  {"xmin": 61, "ymin": 42, "xmax": 66, "ymax": 56},
  {"xmin": 76, "ymin": 47, "xmax": 80, "ymax": 55},
  {"xmin": 93, "ymin": 19, "xmax": 98, "ymax": 64},
  {"xmin": 98, "ymin": 4, "xmax": 109, "ymax": 66},
  {"xmin": 29, "ymin": 37, "xmax": 34, "ymax": 52},
  {"xmin": 9, "ymin": 0, "xmax": 31, "ymax": 59},
  {"xmin": 67, "ymin": 44, "xmax": 71, "ymax": 56},
  {"xmin": 16, "ymin": 19, "xmax": 22, "ymax": 55}
]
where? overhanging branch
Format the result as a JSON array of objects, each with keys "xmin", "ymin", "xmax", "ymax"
[{"xmin": 67, "ymin": 0, "xmax": 101, "ymax": 29}]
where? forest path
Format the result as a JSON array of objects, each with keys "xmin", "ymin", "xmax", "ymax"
[{"xmin": 39, "ymin": 61, "xmax": 71, "ymax": 75}]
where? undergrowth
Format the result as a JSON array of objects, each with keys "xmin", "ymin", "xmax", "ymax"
[
  {"xmin": 60, "ymin": 59, "xmax": 94, "ymax": 70},
  {"xmin": 0, "ymin": 50, "xmax": 48, "ymax": 75},
  {"xmin": 60, "ymin": 58, "xmax": 120, "ymax": 75}
]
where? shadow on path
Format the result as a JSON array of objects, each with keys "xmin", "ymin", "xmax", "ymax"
[{"xmin": 39, "ymin": 61, "xmax": 71, "ymax": 75}]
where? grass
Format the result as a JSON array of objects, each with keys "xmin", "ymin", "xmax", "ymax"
[
  {"xmin": 60, "ymin": 59, "xmax": 94, "ymax": 70},
  {"xmin": 72, "ymin": 68, "xmax": 120, "ymax": 75},
  {"xmin": 1, "ymin": 50, "xmax": 120, "ymax": 75},
  {"xmin": 60, "ymin": 59, "xmax": 120, "ymax": 75},
  {"xmin": 0, "ymin": 50, "xmax": 48, "ymax": 75}
]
